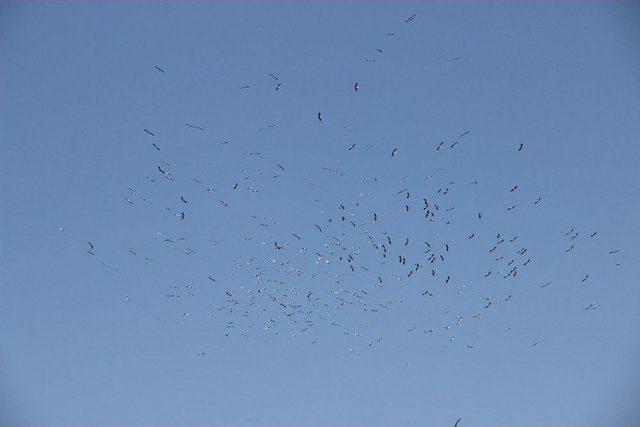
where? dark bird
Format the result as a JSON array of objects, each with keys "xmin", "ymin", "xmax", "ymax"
[
  {"xmin": 354, "ymin": 82, "xmax": 359, "ymax": 92},
  {"xmin": 274, "ymin": 242, "xmax": 283, "ymax": 250},
  {"xmin": 157, "ymin": 165, "xmax": 166, "ymax": 175},
  {"xmin": 154, "ymin": 66, "xmax": 164, "ymax": 73},
  {"xmin": 391, "ymin": 148, "xmax": 398, "ymax": 157},
  {"xmin": 404, "ymin": 14, "xmax": 416, "ymax": 23},
  {"xmin": 317, "ymin": 112, "xmax": 322, "ymax": 122},
  {"xmin": 451, "ymin": 57, "xmax": 461, "ymax": 62},
  {"xmin": 454, "ymin": 418, "xmax": 462, "ymax": 427},
  {"xmin": 348, "ymin": 143, "xmax": 356, "ymax": 151},
  {"xmin": 152, "ymin": 143, "xmax": 160, "ymax": 151},
  {"xmin": 277, "ymin": 163, "xmax": 285, "ymax": 171},
  {"xmin": 88, "ymin": 242, "xmax": 94, "ymax": 250},
  {"xmin": 518, "ymin": 143, "xmax": 524, "ymax": 151},
  {"xmin": 144, "ymin": 128, "xmax": 155, "ymax": 136},
  {"xmin": 180, "ymin": 196, "xmax": 188, "ymax": 204},
  {"xmin": 510, "ymin": 185, "xmax": 519, "ymax": 192},
  {"xmin": 269, "ymin": 73, "xmax": 279, "ymax": 81},
  {"xmin": 275, "ymin": 82, "xmax": 282, "ymax": 91}
]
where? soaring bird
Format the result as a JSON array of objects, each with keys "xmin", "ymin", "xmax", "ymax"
[
  {"xmin": 144, "ymin": 128, "xmax": 155, "ymax": 136},
  {"xmin": 404, "ymin": 14, "xmax": 416, "ymax": 23},
  {"xmin": 317, "ymin": 112, "xmax": 322, "ymax": 122},
  {"xmin": 391, "ymin": 148, "xmax": 398, "ymax": 157},
  {"xmin": 154, "ymin": 66, "xmax": 165, "ymax": 73},
  {"xmin": 354, "ymin": 82, "xmax": 359, "ymax": 92}
]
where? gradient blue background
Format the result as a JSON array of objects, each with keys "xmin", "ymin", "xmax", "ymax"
[{"xmin": 1, "ymin": 2, "xmax": 640, "ymax": 427}]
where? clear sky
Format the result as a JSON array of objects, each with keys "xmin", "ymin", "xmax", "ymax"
[{"xmin": 1, "ymin": 2, "xmax": 640, "ymax": 427}]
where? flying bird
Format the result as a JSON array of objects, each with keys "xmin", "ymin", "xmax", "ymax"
[{"xmin": 404, "ymin": 14, "xmax": 416, "ymax": 23}]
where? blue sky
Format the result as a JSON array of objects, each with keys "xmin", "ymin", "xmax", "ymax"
[{"xmin": 1, "ymin": 2, "xmax": 640, "ymax": 427}]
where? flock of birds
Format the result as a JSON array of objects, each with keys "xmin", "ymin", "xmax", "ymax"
[{"xmin": 64, "ymin": 14, "xmax": 623, "ymax": 389}]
